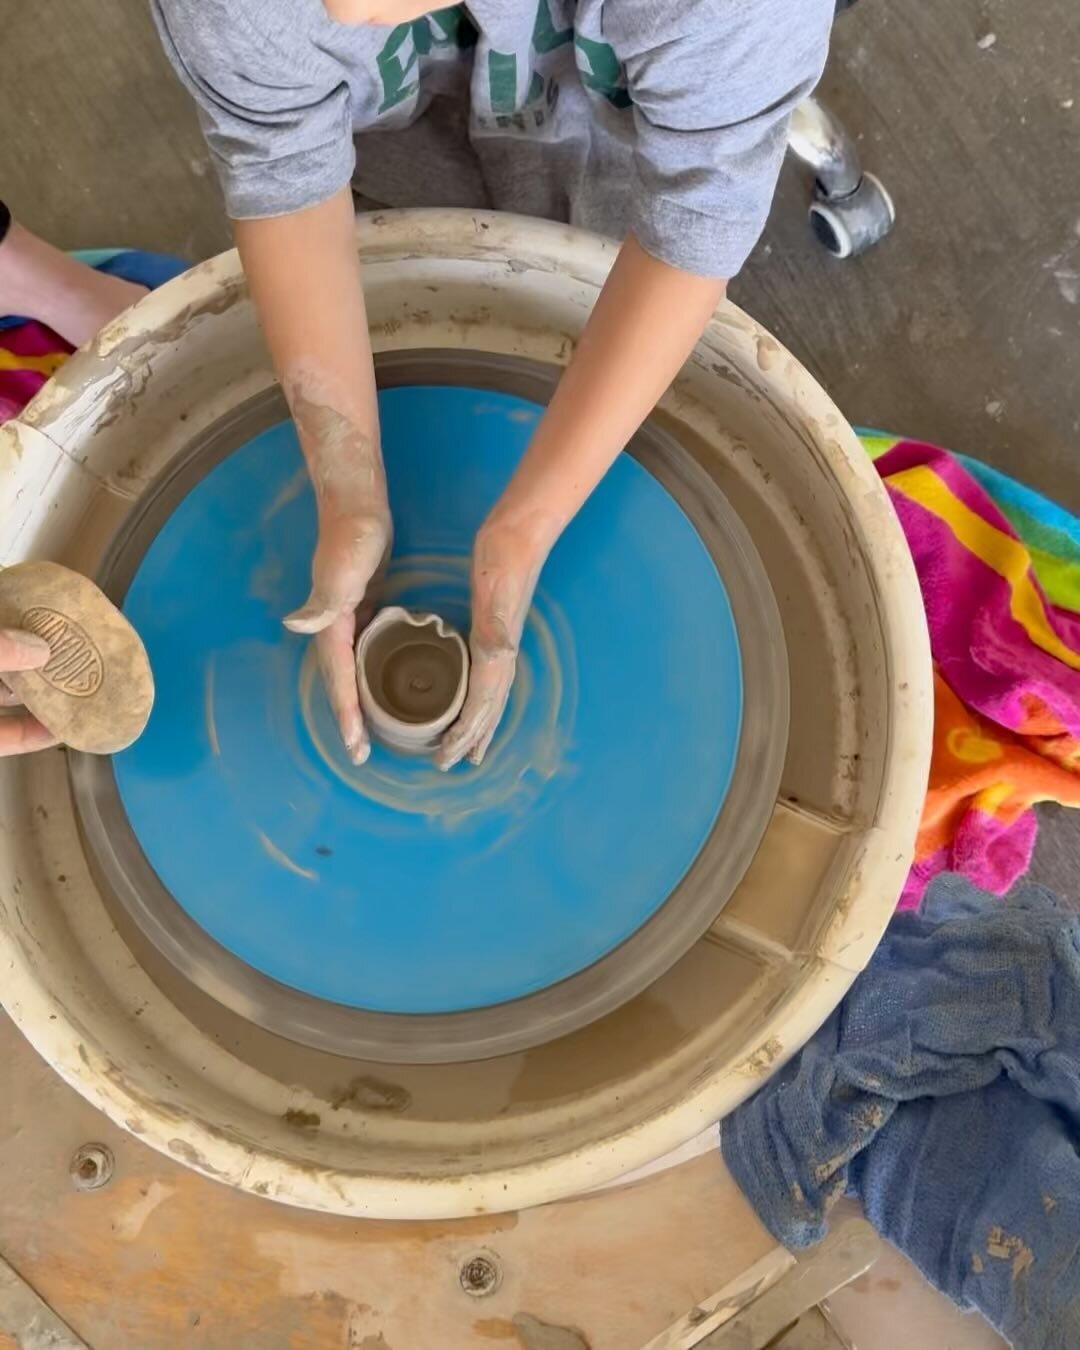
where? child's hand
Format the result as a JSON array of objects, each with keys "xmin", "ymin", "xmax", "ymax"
[
  {"xmin": 0, "ymin": 628, "xmax": 58, "ymax": 756},
  {"xmin": 233, "ymin": 190, "xmax": 389, "ymax": 766},
  {"xmin": 436, "ymin": 520, "xmax": 544, "ymax": 770},
  {"xmin": 284, "ymin": 504, "xmax": 392, "ymax": 765},
  {"xmin": 433, "ymin": 239, "xmax": 727, "ymax": 773}
]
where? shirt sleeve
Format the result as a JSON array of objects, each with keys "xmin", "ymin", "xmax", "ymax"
[
  {"xmin": 610, "ymin": 0, "xmax": 834, "ymax": 277},
  {"xmin": 151, "ymin": 0, "xmax": 355, "ymax": 220}
]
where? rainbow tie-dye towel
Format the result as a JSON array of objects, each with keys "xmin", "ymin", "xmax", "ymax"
[
  {"xmin": 865, "ymin": 434, "xmax": 1080, "ymax": 906},
  {"xmin": 3, "ymin": 263, "xmax": 1077, "ymax": 907}
]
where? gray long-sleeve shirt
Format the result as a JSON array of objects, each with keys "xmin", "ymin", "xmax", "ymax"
[{"xmin": 152, "ymin": 0, "xmax": 833, "ymax": 277}]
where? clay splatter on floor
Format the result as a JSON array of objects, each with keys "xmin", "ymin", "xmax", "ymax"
[{"xmin": 512, "ymin": 1312, "xmax": 591, "ymax": 1350}]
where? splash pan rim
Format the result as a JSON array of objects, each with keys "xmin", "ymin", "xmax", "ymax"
[{"xmin": 69, "ymin": 350, "xmax": 789, "ymax": 1064}]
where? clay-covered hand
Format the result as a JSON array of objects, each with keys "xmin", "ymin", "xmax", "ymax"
[
  {"xmin": 0, "ymin": 628, "xmax": 57, "ymax": 756},
  {"xmin": 284, "ymin": 504, "xmax": 391, "ymax": 765},
  {"xmin": 436, "ymin": 522, "xmax": 545, "ymax": 770},
  {"xmin": 234, "ymin": 193, "xmax": 390, "ymax": 766}
]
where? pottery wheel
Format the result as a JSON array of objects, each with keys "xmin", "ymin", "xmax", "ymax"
[{"xmin": 71, "ymin": 355, "xmax": 788, "ymax": 1063}]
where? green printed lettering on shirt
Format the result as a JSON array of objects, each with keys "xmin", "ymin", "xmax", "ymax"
[
  {"xmin": 533, "ymin": 0, "xmax": 574, "ymax": 53},
  {"xmin": 377, "ymin": 7, "xmax": 475, "ymax": 113},
  {"xmin": 376, "ymin": 25, "xmax": 418, "ymax": 112},
  {"xmin": 488, "ymin": 51, "xmax": 548, "ymax": 120},
  {"xmin": 575, "ymin": 34, "xmax": 632, "ymax": 109},
  {"xmin": 488, "ymin": 49, "xmax": 518, "ymax": 115}
]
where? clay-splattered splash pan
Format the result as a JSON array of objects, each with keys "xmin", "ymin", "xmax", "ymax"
[
  {"xmin": 0, "ymin": 213, "xmax": 930, "ymax": 1218},
  {"xmin": 70, "ymin": 355, "xmax": 787, "ymax": 1063}
]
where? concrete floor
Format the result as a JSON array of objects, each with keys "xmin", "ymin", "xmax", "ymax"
[
  {"xmin": 748, "ymin": 0, "xmax": 1080, "ymax": 514},
  {"xmin": 3, "ymin": 0, "xmax": 1078, "ymax": 899}
]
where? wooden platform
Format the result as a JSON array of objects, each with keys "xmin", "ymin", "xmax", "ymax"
[{"xmin": 0, "ymin": 1011, "xmax": 1004, "ymax": 1350}]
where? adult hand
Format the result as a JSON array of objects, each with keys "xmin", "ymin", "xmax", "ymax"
[
  {"xmin": 436, "ymin": 521, "xmax": 545, "ymax": 771},
  {"xmin": 0, "ymin": 628, "xmax": 57, "ymax": 756},
  {"xmin": 284, "ymin": 503, "xmax": 391, "ymax": 765}
]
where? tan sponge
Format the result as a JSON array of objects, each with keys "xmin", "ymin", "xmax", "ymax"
[{"xmin": 0, "ymin": 561, "xmax": 154, "ymax": 754}]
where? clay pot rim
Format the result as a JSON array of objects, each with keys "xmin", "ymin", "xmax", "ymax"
[{"xmin": 355, "ymin": 605, "xmax": 469, "ymax": 737}]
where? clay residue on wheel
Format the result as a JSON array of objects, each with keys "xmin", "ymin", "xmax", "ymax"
[
  {"xmin": 330, "ymin": 1075, "xmax": 411, "ymax": 1114},
  {"xmin": 283, "ymin": 1108, "xmax": 321, "ymax": 1130},
  {"xmin": 255, "ymin": 829, "xmax": 317, "ymax": 882}
]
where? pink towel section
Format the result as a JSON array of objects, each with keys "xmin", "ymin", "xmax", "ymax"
[
  {"xmin": 0, "ymin": 319, "xmax": 70, "ymax": 422},
  {"xmin": 868, "ymin": 435, "xmax": 1080, "ymax": 906}
]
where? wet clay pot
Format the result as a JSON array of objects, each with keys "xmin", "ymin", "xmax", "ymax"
[{"xmin": 355, "ymin": 606, "xmax": 469, "ymax": 756}]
